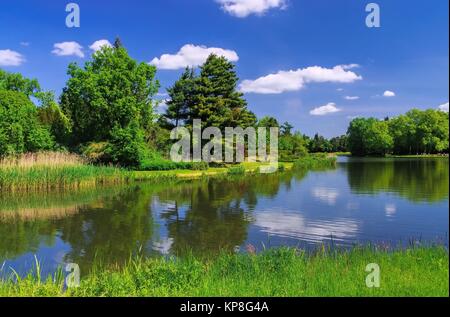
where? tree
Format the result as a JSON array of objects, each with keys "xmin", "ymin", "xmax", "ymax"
[
  {"xmin": 308, "ymin": 133, "xmax": 332, "ymax": 153},
  {"xmin": 347, "ymin": 118, "xmax": 393, "ymax": 156},
  {"xmin": 0, "ymin": 90, "xmax": 54, "ymax": 156},
  {"xmin": 60, "ymin": 44, "xmax": 159, "ymax": 166},
  {"xmin": 281, "ymin": 122, "xmax": 294, "ymax": 136},
  {"xmin": 188, "ymin": 54, "xmax": 256, "ymax": 130},
  {"xmin": 35, "ymin": 91, "xmax": 71, "ymax": 145},
  {"xmin": 279, "ymin": 132, "xmax": 308, "ymax": 161},
  {"xmin": 165, "ymin": 67, "xmax": 195, "ymax": 127},
  {"xmin": 0, "ymin": 69, "xmax": 40, "ymax": 97},
  {"xmin": 257, "ymin": 116, "xmax": 279, "ymax": 129},
  {"xmin": 329, "ymin": 135, "xmax": 348, "ymax": 152}
]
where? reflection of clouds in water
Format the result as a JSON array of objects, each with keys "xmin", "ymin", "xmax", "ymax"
[
  {"xmin": 385, "ymin": 204, "xmax": 397, "ymax": 217},
  {"xmin": 152, "ymin": 238, "xmax": 174, "ymax": 255},
  {"xmin": 346, "ymin": 201, "xmax": 360, "ymax": 211},
  {"xmin": 311, "ymin": 187, "xmax": 340, "ymax": 205},
  {"xmin": 254, "ymin": 211, "xmax": 360, "ymax": 243}
]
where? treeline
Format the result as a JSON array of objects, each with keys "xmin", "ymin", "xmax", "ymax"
[
  {"xmin": 347, "ymin": 110, "xmax": 449, "ymax": 156},
  {"xmin": 1, "ymin": 39, "xmax": 448, "ymax": 166},
  {"xmin": 0, "ymin": 39, "xmax": 307, "ymax": 168}
]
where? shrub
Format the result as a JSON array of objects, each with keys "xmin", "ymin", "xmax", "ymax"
[
  {"xmin": 227, "ymin": 165, "xmax": 246, "ymax": 175},
  {"xmin": 293, "ymin": 155, "xmax": 336, "ymax": 170},
  {"xmin": 105, "ymin": 123, "xmax": 152, "ymax": 168},
  {"xmin": 81, "ymin": 142, "xmax": 110, "ymax": 164}
]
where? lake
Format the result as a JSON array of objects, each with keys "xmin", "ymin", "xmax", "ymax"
[{"xmin": 0, "ymin": 157, "xmax": 448, "ymax": 277}]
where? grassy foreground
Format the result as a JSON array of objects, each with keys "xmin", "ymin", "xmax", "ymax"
[{"xmin": 0, "ymin": 247, "xmax": 447, "ymax": 297}]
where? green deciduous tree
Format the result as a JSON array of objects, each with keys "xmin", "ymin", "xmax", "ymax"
[
  {"xmin": 0, "ymin": 90, "xmax": 54, "ymax": 156},
  {"xmin": 0, "ymin": 69, "xmax": 40, "ymax": 97},
  {"xmin": 347, "ymin": 118, "xmax": 393, "ymax": 156},
  {"xmin": 60, "ymin": 44, "xmax": 159, "ymax": 166}
]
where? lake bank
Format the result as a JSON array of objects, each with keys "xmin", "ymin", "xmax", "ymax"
[
  {"xmin": 1, "ymin": 151, "xmax": 338, "ymax": 191},
  {"xmin": 0, "ymin": 246, "xmax": 447, "ymax": 297}
]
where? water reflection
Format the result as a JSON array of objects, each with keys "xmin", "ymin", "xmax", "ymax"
[
  {"xmin": 0, "ymin": 158, "xmax": 448, "ymax": 275},
  {"xmin": 342, "ymin": 157, "xmax": 449, "ymax": 202}
]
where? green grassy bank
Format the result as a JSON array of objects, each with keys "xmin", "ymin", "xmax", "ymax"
[
  {"xmin": 1, "ymin": 151, "xmax": 337, "ymax": 191},
  {"xmin": 0, "ymin": 246, "xmax": 447, "ymax": 297}
]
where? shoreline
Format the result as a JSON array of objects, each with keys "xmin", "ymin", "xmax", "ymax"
[{"xmin": 0, "ymin": 246, "xmax": 447, "ymax": 297}]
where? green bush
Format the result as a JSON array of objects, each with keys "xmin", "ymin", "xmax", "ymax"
[
  {"xmin": 105, "ymin": 123, "xmax": 151, "ymax": 168},
  {"xmin": 227, "ymin": 165, "xmax": 246, "ymax": 175},
  {"xmin": 0, "ymin": 90, "xmax": 54, "ymax": 157},
  {"xmin": 293, "ymin": 155, "xmax": 336, "ymax": 170}
]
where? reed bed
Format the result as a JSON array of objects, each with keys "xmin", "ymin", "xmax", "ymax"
[{"xmin": 0, "ymin": 152, "xmax": 131, "ymax": 191}]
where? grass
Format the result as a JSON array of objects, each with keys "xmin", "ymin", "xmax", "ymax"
[
  {"xmin": 293, "ymin": 154, "xmax": 337, "ymax": 170},
  {"xmin": 0, "ymin": 246, "xmax": 447, "ymax": 297},
  {"xmin": 0, "ymin": 152, "xmax": 326, "ymax": 191}
]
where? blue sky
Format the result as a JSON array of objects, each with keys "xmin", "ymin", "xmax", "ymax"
[{"xmin": 1, "ymin": 0, "xmax": 448, "ymax": 137}]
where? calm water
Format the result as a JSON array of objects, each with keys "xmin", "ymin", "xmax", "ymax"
[{"xmin": 0, "ymin": 158, "xmax": 448, "ymax": 276}]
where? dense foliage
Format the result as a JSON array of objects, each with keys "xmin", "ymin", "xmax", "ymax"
[
  {"xmin": 0, "ymin": 90, "xmax": 54, "ymax": 156},
  {"xmin": 348, "ymin": 110, "xmax": 449, "ymax": 156},
  {"xmin": 60, "ymin": 44, "xmax": 160, "ymax": 167}
]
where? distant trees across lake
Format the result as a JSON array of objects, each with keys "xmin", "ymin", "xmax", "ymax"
[{"xmin": 347, "ymin": 110, "xmax": 449, "ymax": 156}]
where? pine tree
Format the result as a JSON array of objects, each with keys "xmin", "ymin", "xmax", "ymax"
[
  {"xmin": 165, "ymin": 67, "xmax": 195, "ymax": 127},
  {"xmin": 189, "ymin": 54, "xmax": 256, "ymax": 130},
  {"xmin": 113, "ymin": 37, "xmax": 123, "ymax": 49}
]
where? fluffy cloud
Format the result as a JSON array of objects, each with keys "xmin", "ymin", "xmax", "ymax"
[
  {"xmin": 0, "ymin": 49, "xmax": 25, "ymax": 66},
  {"xmin": 310, "ymin": 103, "xmax": 342, "ymax": 116},
  {"xmin": 344, "ymin": 96, "xmax": 359, "ymax": 100},
  {"xmin": 239, "ymin": 65, "xmax": 362, "ymax": 94},
  {"xmin": 52, "ymin": 42, "xmax": 84, "ymax": 58},
  {"xmin": 383, "ymin": 90, "xmax": 396, "ymax": 97},
  {"xmin": 150, "ymin": 44, "xmax": 239, "ymax": 70},
  {"xmin": 439, "ymin": 102, "xmax": 449, "ymax": 113},
  {"xmin": 216, "ymin": 0, "xmax": 286, "ymax": 18},
  {"xmin": 89, "ymin": 39, "xmax": 112, "ymax": 52}
]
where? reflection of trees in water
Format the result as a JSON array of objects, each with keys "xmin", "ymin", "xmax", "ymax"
[
  {"xmin": 0, "ymin": 185, "xmax": 155, "ymax": 271},
  {"xmin": 346, "ymin": 158, "xmax": 449, "ymax": 202},
  {"xmin": 58, "ymin": 185, "xmax": 155, "ymax": 270},
  {"xmin": 144, "ymin": 172, "xmax": 303, "ymax": 256},
  {"xmin": 0, "ymin": 171, "xmax": 308, "ymax": 269}
]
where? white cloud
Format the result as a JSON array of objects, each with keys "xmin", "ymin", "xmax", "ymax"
[
  {"xmin": 20, "ymin": 42, "xmax": 30, "ymax": 47},
  {"xmin": 150, "ymin": 44, "xmax": 239, "ymax": 70},
  {"xmin": 438, "ymin": 102, "xmax": 449, "ymax": 113},
  {"xmin": 310, "ymin": 102, "xmax": 342, "ymax": 116},
  {"xmin": 0, "ymin": 49, "xmax": 25, "ymax": 66},
  {"xmin": 383, "ymin": 90, "xmax": 396, "ymax": 97},
  {"xmin": 89, "ymin": 39, "xmax": 112, "ymax": 52},
  {"xmin": 340, "ymin": 63, "xmax": 360, "ymax": 70},
  {"xmin": 344, "ymin": 96, "xmax": 359, "ymax": 100},
  {"xmin": 52, "ymin": 41, "xmax": 84, "ymax": 58},
  {"xmin": 239, "ymin": 65, "xmax": 362, "ymax": 94},
  {"xmin": 336, "ymin": 88, "xmax": 344, "ymax": 92},
  {"xmin": 216, "ymin": 0, "xmax": 287, "ymax": 18}
]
